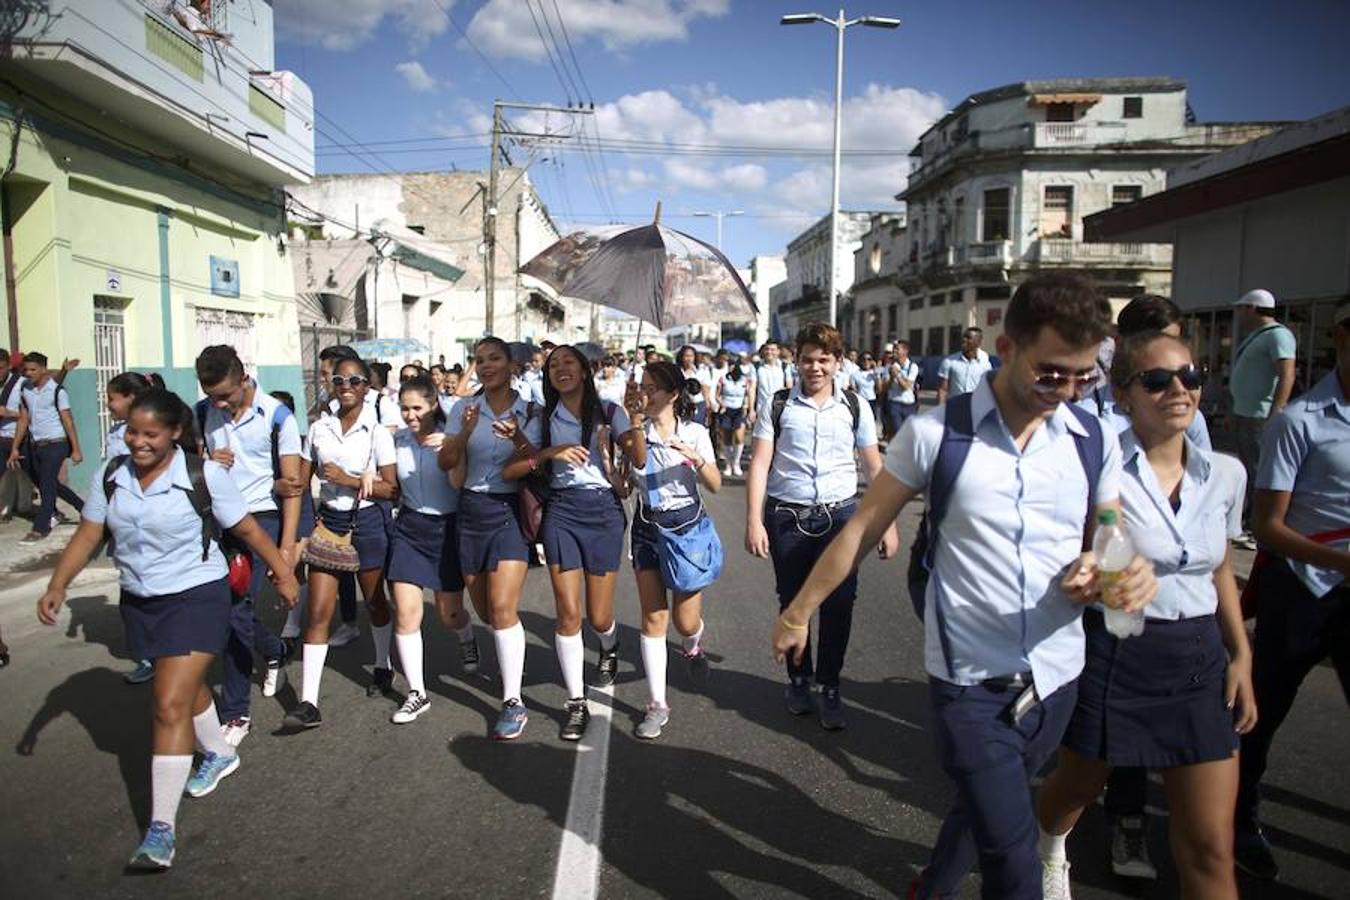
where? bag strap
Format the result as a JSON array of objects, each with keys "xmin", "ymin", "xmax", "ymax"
[
  {"xmin": 270, "ymin": 402, "xmax": 292, "ymax": 479},
  {"xmin": 103, "ymin": 454, "xmax": 128, "ymax": 502},
  {"xmin": 1064, "ymin": 403, "xmax": 1105, "ymax": 547},
  {"xmin": 922, "ymin": 392, "xmax": 976, "ymax": 680},
  {"xmin": 180, "ymin": 452, "xmax": 221, "ymax": 562},
  {"xmin": 772, "ymin": 386, "xmax": 862, "ymax": 444},
  {"xmin": 194, "ymin": 398, "xmax": 209, "ymax": 448},
  {"xmin": 0, "ymin": 372, "xmax": 19, "ymax": 409},
  {"xmin": 1233, "ymin": 322, "xmax": 1282, "ymax": 365}
]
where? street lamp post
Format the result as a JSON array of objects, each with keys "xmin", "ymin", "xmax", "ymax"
[
  {"xmin": 692, "ymin": 209, "xmax": 743, "ymax": 348},
  {"xmin": 781, "ymin": 9, "xmax": 900, "ymax": 328}
]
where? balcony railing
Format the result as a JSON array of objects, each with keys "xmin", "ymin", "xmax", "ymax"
[
  {"xmin": 1033, "ymin": 121, "xmax": 1129, "ymax": 148},
  {"xmin": 954, "ymin": 240, "xmax": 1013, "ymax": 267},
  {"xmin": 1032, "ymin": 240, "xmax": 1172, "ymax": 266}
]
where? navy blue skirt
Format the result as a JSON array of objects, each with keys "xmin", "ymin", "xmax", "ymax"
[
  {"xmin": 1063, "ymin": 607, "xmax": 1239, "ymax": 768},
  {"xmin": 458, "ymin": 491, "xmax": 530, "ymax": 575},
  {"xmin": 387, "ymin": 508, "xmax": 464, "ymax": 592},
  {"xmin": 688, "ymin": 404, "xmax": 709, "ymax": 428},
  {"xmin": 318, "ymin": 503, "xmax": 390, "ymax": 571},
  {"xmin": 717, "ymin": 408, "xmax": 746, "ymax": 431},
  {"xmin": 120, "ymin": 577, "xmax": 232, "ymax": 660},
  {"xmin": 541, "ymin": 487, "xmax": 626, "ymax": 575},
  {"xmin": 631, "ymin": 503, "xmax": 704, "ymax": 572}
]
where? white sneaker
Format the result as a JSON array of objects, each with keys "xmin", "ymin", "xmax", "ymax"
[
  {"xmin": 731, "ymin": 463, "xmax": 743, "ymax": 477},
  {"xmin": 262, "ymin": 659, "xmax": 286, "ymax": 698},
  {"xmin": 1233, "ymin": 532, "xmax": 1258, "ymax": 551},
  {"xmin": 390, "ymin": 691, "xmax": 431, "ymax": 724},
  {"xmin": 328, "ymin": 622, "xmax": 360, "ymax": 647},
  {"xmin": 1041, "ymin": 857, "xmax": 1072, "ymax": 900},
  {"xmin": 221, "ymin": 717, "xmax": 251, "ymax": 747},
  {"xmin": 721, "ymin": 463, "xmax": 732, "ymax": 476}
]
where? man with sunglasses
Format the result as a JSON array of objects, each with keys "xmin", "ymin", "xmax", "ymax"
[
  {"xmin": 773, "ymin": 273, "xmax": 1157, "ymax": 900},
  {"xmin": 1233, "ymin": 300, "xmax": 1350, "ymax": 881}
]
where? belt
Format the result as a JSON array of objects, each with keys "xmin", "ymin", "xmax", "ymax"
[
  {"xmin": 33, "ymin": 438, "xmax": 68, "ymax": 447},
  {"xmin": 981, "ymin": 671, "xmax": 1032, "ymax": 691},
  {"xmin": 769, "ymin": 496, "xmax": 857, "ymax": 514}
]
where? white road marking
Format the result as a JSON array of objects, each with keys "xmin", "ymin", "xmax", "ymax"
[{"xmin": 550, "ymin": 683, "xmax": 615, "ymax": 900}]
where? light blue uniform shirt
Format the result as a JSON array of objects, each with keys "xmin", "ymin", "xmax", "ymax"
[
  {"xmin": 394, "ymin": 429, "xmax": 458, "ymax": 514},
  {"xmin": 938, "ymin": 350, "xmax": 993, "ymax": 398},
  {"xmin": 1078, "ymin": 383, "xmax": 1213, "ymax": 451},
  {"xmin": 718, "ymin": 373, "xmax": 749, "ymax": 410},
  {"xmin": 1256, "ymin": 371, "xmax": 1350, "ymax": 598},
  {"xmin": 753, "ymin": 384, "xmax": 877, "ymax": 505},
  {"xmin": 0, "ymin": 372, "xmax": 24, "ymax": 439},
  {"xmin": 1230, "ymin": 323, "xmax": 1297, "ymax": 418},
  {"xmin": 82, "ymin": 448, "xmax": 248, "ymax": 597},
  {"xmin": 522, "ymin": 369, "xmax": 546, "ymax": 406},
  {"xmin": 595, "ymin": 372, "xmax": 626, "ymax": 406},
  {"xmin": 200, "ymin": 386, "xmax": 303, "ymax": 514},
  {"xmin": 886, "ymin": 376, "xmax": 1123, "ymax": 696},
  {"xmin": 446, "ymin": 392, "xmax": 542, "ymax": 494},
  {"xmin": 546, "ymin": 400, "xmax": 631, "ymax": 491},
  {"xmin": 850, "ymin": 367, "xmax": 879, "ymax": 402},
  {"xmin": 886, "ymin": 360, "xmax": 920, "ymax": 403},
  {"xmin": 21, "ymin": 378, "xmax": 69, "ymax": 442},
  {"xmin": 105, "ymin": 421, "xmax": 129, "ymax": 459},
  {"xmin": 754, "ymin": 362, "xmax": 790, "ymax": 414},
  {"xmin": 1117, "ymin": 431, "xmax": 1244, "ymax": 620}
]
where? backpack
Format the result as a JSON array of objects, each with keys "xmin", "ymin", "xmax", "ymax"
[
  {"xmin": 904, "ymin": 392, "xmax": 1104, "ymax": 678},
  {"xmin": 770, "ymin": 387, "xmax": 861, "ymax": 442},
  {"xmin": 103, "ymin": 452, "xmax": 220, "ymax": 562},
  {"xmin": 196, "ymin": 398, "xmax": 294, "ymax": 479},
  {"xmin": 0, "ymin": 371, "xmax": 21, "ymax": 409}
]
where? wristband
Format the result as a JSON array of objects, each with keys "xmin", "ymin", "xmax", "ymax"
[
  {"xmin": 779, "ymin": 615, "xmax": 808, "ymax": 631},
  {"xmin": 527, "ymin": 456, "xmax": 538, "ymax": 472}
]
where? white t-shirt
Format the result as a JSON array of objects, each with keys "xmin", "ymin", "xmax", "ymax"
[{"xmin": 632, "ymin": 419, "xmax": 716, "ymax": 513}]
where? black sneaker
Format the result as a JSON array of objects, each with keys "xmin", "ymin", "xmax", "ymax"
[
  {"xmin": 596, "ymin": 644, "xmax": 619, "ymax": 687},
  {"xmin": 1235, "ymin": 825, "xmax": 1279, "ymax": 881},
  {"xmin": 784, "ymin": 678, "xmax": 814, "ymax": 715},
  {"xmin": 560, "ymin": 698, "xmax": 590, "ymax": 742},
  {"xmin": 367, "ymin": 666, "xmax": 395, "ymax": 697},
  {"xmin": 818, "ymin": 686, "xmax": 846, "ymax": 731},
  {"xmin": 460, "ymin": 637, "xmax": 481, "ymax": 675},
  {"xmin": 282, "ymin": 701, "xmax": 322, "ymax": 730}
]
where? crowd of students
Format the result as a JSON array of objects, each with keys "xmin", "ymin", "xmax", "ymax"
[{"xmin": 13, "ymin": 271, "xmax": 1348, "ymax": 895}]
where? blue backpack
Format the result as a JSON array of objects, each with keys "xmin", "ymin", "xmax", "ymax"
[{"xmin": 904, "ymin": 392, "xmax": 1104, "ymax": 677}]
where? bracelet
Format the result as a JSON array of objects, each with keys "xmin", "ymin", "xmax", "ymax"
[
  {"xmin": 527, "ymin": 456, "xmax": 538, "ymax": 472},
  {"xmin": 779, "ymin": 615, "xmax": 808, "ymax": 631}
]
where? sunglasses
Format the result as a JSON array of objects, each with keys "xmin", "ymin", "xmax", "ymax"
[
  {"xmin": 1127, "ymin": 365, "xmax": 1203, "ymax": 393},
  {"xmin": 1031, "ymin": 370, "xmax": 1100, "ymax": 394},
  {"xmin": 330, "ymin": 374, "xmax": 369, "ymax": 388}
]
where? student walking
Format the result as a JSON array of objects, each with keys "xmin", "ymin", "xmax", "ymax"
[
  {"xmin": 7, "ymin": 352, "xmax": 84, "ymax": 541},
  {"xmin": 35, "ymin": 389, "xmax": 297, "ymax": 870},
  {"xmin": 504, "ymin": 345, "xmax": 646, "ymax": 741},
  {"xmin": 195, "ymin": 346, "xmax": 303, "ymax": 744},
  {"xmin": 936, "ymin": 328, "xmax": 994, "ymax": 404},
  {"xmin": 880, "ymin": 342, "xmax": 920, "ymax": 440},
  {"xmin": 745, "ymin": 323, "xmax": 898, "ymax": 730},
  {"xmin": 773, "ymin": 274, "xmax": 1157, "ymax": 900},
  {"xmin": 629, "ymin": 361, "xmax": 721, "ymax": 740},
  {"xmin": 677, "ymin": 344, "xmax": 714, "ymax": 429},
  {"xmin": 715, "ymin": 361, "xmax": 750, "ymax": 477},
  {"xmin": 438, "ymin": 336, "xmax": 542, "ymax": 741},
  {"xmin": 284, "ymin": 356, "xmax": 398, "ymax": 730},
  {"xmin": 1035, "ymin": 332, "xmax": 1255, "ymax": 900}
]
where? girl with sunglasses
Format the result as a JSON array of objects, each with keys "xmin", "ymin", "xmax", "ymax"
[
  {"xmin": 1036, "ymin": 332, "xmax": 1255, "ymax": 900},
  {"xmin": 503, "ymin": 345, "xmax": 646, "ymax": 741},
  {"xmin": 439, "ymin": 336, "xmax": 541, "ymax": 741},
  {"xmin": 284, "ymin": 356, "xmax": 398, "ymax": 730},
  {"xmin": 628, "ymin": 361, "xmax": 721, "ymax": 740}
]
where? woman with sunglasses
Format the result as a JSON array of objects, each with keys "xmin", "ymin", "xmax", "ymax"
[
  {"xmin": 1036, "ymin": 332, "xmax": 1255, "ymax": 900},
  {"xmin": 504, "ymin": 345, "xmax": 647, "ymax": 740},
  {"xmin": 627, "ymin": 361, "xmax": 721, "ymax": 740},
  {"xmin": 439, "ymin": 336, "xmax": 541, "ymax": 741},
  {"xmin": 284, "ymin": 356, "xmax": 398, "ymax": 730}
]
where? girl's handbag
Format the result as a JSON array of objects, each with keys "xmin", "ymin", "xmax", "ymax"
[
  {"xmin": 640, "ymin": 499, "xmax": 724, "ymax": 594},
  {"xmin": 302, "ymin": 506, "xmax": 362, "ymax": 572}
]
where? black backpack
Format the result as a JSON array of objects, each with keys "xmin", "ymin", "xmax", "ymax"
[
  {"xmin": 196, "ymin": 398, "xmax": 293, "ymax": 479},
  {"xmin": 103, "ymin": 452, "xmax": 219, "ymax": 562},
  {"xmin": 770, "ymin": 387, "xmax": 861, "ymax": 442}
]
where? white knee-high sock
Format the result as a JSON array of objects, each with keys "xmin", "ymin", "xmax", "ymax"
[
  {"xmin": 395, "ymin": 630, "xmax": 425, "ymax": 696},
  {"xmin": 594, "ymin": 621, "xmax": 618, "ymax": 652},
  {"xmin": 494, "ymin": 623, "xmax": 526, "ymax": 703},
  {"xmin": 1038, "ymin": 827, "xmax": 1069, "ymax": 862},
  {"xmin": 371, "ymin": 622, "xmax": 393, "ymax": 670},
  {"xmin": 640, "ymin": 634, "xmax": 668, "ymax": 707},
  {"xmin": 681, "ymin": 620, "xmax": 705, "ymax": 654},
  {"xmin": 150, "ymin": 755, "xmax": 193, "ymax": 828},
  {"xmin": 192, "ymin": 701, "xmax": 235, "ymax": 758},
  {"xmin": 555, "ymin": 631, "xmax": 585, "ymax": 700},
  {"xmin": 301, "ymin": 643, "xmax": 329, "ymax": 706}
]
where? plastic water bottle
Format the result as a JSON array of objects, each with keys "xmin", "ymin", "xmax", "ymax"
[{"xmin": 1093, "ymin": 509, "xmax": 1145, "ymax": 639}]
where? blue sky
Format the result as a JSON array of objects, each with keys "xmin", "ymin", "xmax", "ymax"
[{"xmin": 275, "ymin": 0, "xmax": 1350, "ymax": 267}]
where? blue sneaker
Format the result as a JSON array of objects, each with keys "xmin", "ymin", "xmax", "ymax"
[
  {"xmin": 128, "ymin": 821, "xmax": 175, "ymax": 870},
  {"xmin": 184, "ymin": 751, "xmax": 240, "ymax": 798},
  {"xmin": 492, "ymin": 699, "xmax": 528, "ymax": 741},
  {"xmin": 124, "ymin": 659, "xmax": 155, "ymax": 685}
]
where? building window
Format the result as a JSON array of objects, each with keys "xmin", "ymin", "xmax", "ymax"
[
  {"xmin": 908, "ymin": 329, "xmax": 924, "ymax": 355},
  {"xmin": 930, "ymin": 292, "xmax": 946, "ymax": 307},
  {"xmin": 981, "ymin": 188, "xmax": 1010, "ymax": 242},
  {"xmin": 909, "ymin": 296, "xmax": 924, "ymax": 312},
  {"xmin": 93, "ymin": 297, "xmax": 128, "ymax": 451},
  {"xmin": 1046, "ymin": 102, "xmax": 1075, "ymax": 123},
  {"xmin": 1042, "ymin": 186, "xmax": 1074, "ymax": 237},
  {"xmin": 869, "ymin": 244, "xmax": 882, "ymax": 275},
  {"xmin": 1123, "ymin": 96, "xmax": 1143, "ymax": 119},
  {"xmin": 927, "ymin": 326, "xmax": 945, "ymax": 357},
  {"xmin": 887, "ymin": 304, "xmax": 898, "ymax": 335},
  {"xmin": 1112, "ymin": 185, "xmax": 1143, "ymax": 207},
  {"xmin": 195, "ymin": 308, "xmax": 258, "ymax": 373},
  {"xmin": 950, "ymin": 290, "xmax": 963, "ymax": 306},
  {"xmin": 947, "ymin": 325, "xmax": 963, "ymax": 354}
]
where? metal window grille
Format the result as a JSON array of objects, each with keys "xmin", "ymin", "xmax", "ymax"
[
  {"xmin": 93, "ymin": 297, "xmax": 127, "ymax": 454},
  {"xmin": 194, "ymin": 307, "xmax": 257, "ymax": 374}
]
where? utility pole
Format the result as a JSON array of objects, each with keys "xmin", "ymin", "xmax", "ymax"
[
  {"xmin": 482, "ymin": 100, "xmax": 594, "ymax": 337},
  {"xmin": 692, "ymin": 209, "xmax": 742, "ymax": 349}
]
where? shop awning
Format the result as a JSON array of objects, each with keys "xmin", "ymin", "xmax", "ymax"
[{"xmin": 1028, "ymin": 93, "xmax": 1102, "ymax": 105}]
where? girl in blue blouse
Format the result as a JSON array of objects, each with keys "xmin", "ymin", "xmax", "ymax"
[
  {"xmin": 35, "ymin": 390, "xmax": 298, "ymax": 871},
  {"xmin": 1037, "ymin": 333, "xmax": 1257, "ymax": 900},
  {"xmin": 104, "ymin": 372, "xmax": 157, "ymax": 684},
  {"xmin": 503, "ymin": 345, "xmax": 646, "ymax": 741}
]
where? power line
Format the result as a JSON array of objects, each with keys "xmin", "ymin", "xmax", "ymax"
[
  {"xmin": 524, "ymin": 0, "xmax": 576, "ymax": 106},
  {"xmin": 548, "ymin": 0, "xmax": 595, "ymax": 102},
  {"xmin": 424, "ymin": 0, "xmax": 521, "ymax": 101}
]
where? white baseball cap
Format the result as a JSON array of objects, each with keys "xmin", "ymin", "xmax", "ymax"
[{"xmin": 1235, "ymin": 289, "xmax": 1276, "ymax": 309}]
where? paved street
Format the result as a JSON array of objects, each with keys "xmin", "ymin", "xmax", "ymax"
[{"xmin": 1, "ymin": 480, "xmax": 1346, "ymax": 899}]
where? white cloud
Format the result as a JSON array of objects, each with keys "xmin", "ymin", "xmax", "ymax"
[
  {"xmin": 395, "ymin": 60, "xmax": 437, "ymax": 92},
  {"xmin": 466, "ymin": 0, "xmax": 730, "ymax": 62},
  {"xmin": 611, "ymin": 167, "xmax": 657, "ymax": 193},
  {"xmin": 663, "ymin": 160, "xmax": 767, "ymax": 192},
  {"xmin": 275, "ymin": 0, "xmax": 451, "ymax": 51}
]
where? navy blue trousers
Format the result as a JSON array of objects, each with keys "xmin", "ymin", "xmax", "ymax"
[
  {"xmin": 32, "ymin": 439, "xmax": 82, "ymax": 534},
  {"xmin": 767, "ymin": 500, "xmax": 857, "ymax": 687},
  {"xmin": 220, "ymin": 511, "xmax": 287, "ymax": 720},
  {"xmin": 918, "ymin": 678, "xmax": 1078, "ymax": 900}
]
